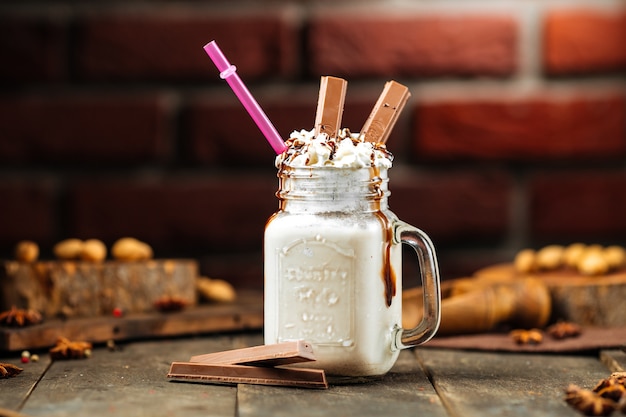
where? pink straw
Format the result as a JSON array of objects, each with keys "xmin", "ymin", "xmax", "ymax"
[{"xmin": 203, "ymin": 41, "xmax": 287, "ymax": 155}]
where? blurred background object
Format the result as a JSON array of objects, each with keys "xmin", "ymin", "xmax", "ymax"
[{"xmin": 1, "ymin": 0, "xmax": 625, "ymax": 291}]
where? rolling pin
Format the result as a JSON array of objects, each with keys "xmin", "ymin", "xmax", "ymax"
[{"xmin": 403, "ymin": 277, "xmax": 552, "ymax": 336}]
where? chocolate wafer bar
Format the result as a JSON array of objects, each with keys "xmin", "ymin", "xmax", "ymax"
[
  {"xmin": 190, "ymin": 340, "xmax": 316, "ymax": 367},
  {"xmin": 168, "ymin": 362, "xmax": 328, "ymax": 389},
  {"xmin": 361, "ymin": 80, "xmax": 410, "ymax": 144},
  {"xmin": 314, "ymin": 76, "xmax": 348, "ymax": 138}
]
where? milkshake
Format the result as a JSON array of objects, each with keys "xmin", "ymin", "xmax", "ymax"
[{"xmin": 264, "ymin": 128, "xmax": 440, "ymax": 377}]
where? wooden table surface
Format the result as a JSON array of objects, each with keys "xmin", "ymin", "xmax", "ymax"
[{"xmin": 1, "ymin": 332, "xmax": 625, "ymax": 417}]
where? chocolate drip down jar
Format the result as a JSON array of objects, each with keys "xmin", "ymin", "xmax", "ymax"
[{"xmin": 264, "ymin": 130, "xmax": 441, "ymax": 377}]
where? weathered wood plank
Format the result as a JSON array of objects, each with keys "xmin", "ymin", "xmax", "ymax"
[
  {"xmin": 415, "ymin": 348, "xmax": 610, "ymax": 417},
  {"xmin": 600, "ymin": 349, "xmax": 626, "ymax": 372},
  {"xmin": 236, "ymin": 349, "xmax": 448, "ymax": 417},
  {"xmin": 19, "ymin": 336, "xmax": 243, "ymax": 417},
  {"xmin": 0, "ymin": 354, "xmax": 51, "ymax": 411},
  {"xmin": 7, "ymin": 331, "xmax": 620, "ymax": 417}
]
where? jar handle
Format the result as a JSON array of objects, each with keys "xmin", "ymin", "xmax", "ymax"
[{"xmin": 393, "ymin": 220, "xmax": 441, "ymax": 350}]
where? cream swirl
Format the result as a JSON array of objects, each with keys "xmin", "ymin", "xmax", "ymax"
[{"xmin": 276, "ymin": 128, "xmax": 393, "ymax": 168}]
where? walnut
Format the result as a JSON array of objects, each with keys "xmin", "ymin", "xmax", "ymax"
[
  {"xmin": 0, "ymin": 362, "xmax": 23, "ymax": 378},
  {"xmin": 196, "ymin": 277, "xmax": 236, "ymax": 303},
  {"xmin": 564, "ymin": 243, "xmax": 587, "ymax": 268},
  {"xmin": 0, "ymin": 306, "xmax": 43, "ymax": 327},
  {"xmin": 514, "ymin": 249, "xmax": 536, "ymax": 274},
  {"xmin": 49, "ymin": 337, "xmax": 93, "ymax": 360},
  {"xmin": 80, "ymin": 239, "xmax": 107, "ymax": 262},
  {"xmin": 153, "ymin": 296, "xmax": 188, "ymax": 312},
  {"xmin": 535, "ymin": 245, "xmax": 565, "ymax": 270},
  {"xmin": 603, "ymin": 246, "xmax": 626, "ymax": 270},
  {"xmin": 111, "ymin": 237, "xmax": 153, "ymax": 261},
  {"xmin": 53, "ymin": 238, "xmax": 85, "ymax": 260},
  {"xmin": 514, "ymin": 243, "xmax": 626, "ymax": 276},
  {"xmin": 577, "ymin": 247, "xmax": 610, "ymax": 276},
  {"xmin": 565, "ymin": 384, "xmax": 616, "ymax": 416},
  {"xmin": 547, "ymin": 321, "xmax": 582, "ymax": 340},
  {"xmin": 14, "ymin": 240, "xmax": 39, "ymax": 262},
  {"xmin": 509, "ymin": 328, "xmax": 543, "ymax": 345}
]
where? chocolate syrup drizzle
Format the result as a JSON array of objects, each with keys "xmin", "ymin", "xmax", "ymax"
[{"xmin": 370, "ymin": 165, "xmax": 396, "ymax": 308}]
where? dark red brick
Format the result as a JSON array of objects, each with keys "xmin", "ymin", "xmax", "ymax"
[
  {"xmin": 544, "ymin": 9, "xmax": 626, "ymax": 75},
  {"xmin": 185, "ymin": 93, "xmax": 314, "ymax": 167},
  {"xmin": 76, "ymin": 13, "xmax": 298, "ymax": 81},
  {"xmin": 309, "ymin": 14, "xmax": 517, "ymax": 78},
  {"xmin": 185, "ymin": 90, "xmax": 389, "ymax": 166},
  {"xmin": 67, "ymin": 177, "xmax": 278, "ymax": 253},
  {"xmin": 530, "ymin": 171, "xmax": 626, "ymax": 241},
  {"xmin": 0, "ymin": 95, "xmax": 171, "ymax": 164},
  {"xmin": 0, "ymin": 182, "xmax": 58, "ymax": 247},
  {"xmin": 414, "ymin": 93, "xmax": 626, "ymax": 161},
  {"xmin": 0, "ymin": 15, "xmax": 67, "ymax": 83},
  {"xmin": 390, "ymin": 169, "xmax": 511, "ymax": 244}
]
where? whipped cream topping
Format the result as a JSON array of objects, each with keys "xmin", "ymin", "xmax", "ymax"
[{"xmin": 275, "ymin": 128, "xmax": 393, "ymax": 169}]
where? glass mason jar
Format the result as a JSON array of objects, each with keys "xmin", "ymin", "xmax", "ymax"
[{"xmin": 264, "ymin": 165, "xmax": 441, "ymax": 377}]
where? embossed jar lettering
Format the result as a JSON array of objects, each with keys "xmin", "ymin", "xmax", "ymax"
[{"xmin": 277, "ymin": 237, "xmax": 354, "ymax": 346}]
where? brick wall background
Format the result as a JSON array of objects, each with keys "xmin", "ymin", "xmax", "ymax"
[{"xmin": 1, "ymin": 0, "xmax": 625, "ymax": 290}]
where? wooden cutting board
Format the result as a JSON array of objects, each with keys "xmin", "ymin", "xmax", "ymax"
[
  {"xmin": 0, "ymin": 291, "xmax": 263, "ymax": 352},
  {"xmin": 1, "ymin": 259, "xmax": 198, "ymax": 318},
  {"xmin": 425, "ymin": 326, "xmax": 626, "ymax": 353},
  {"xmin": 474, "ymin": 263, "xmax": 626, "ymax": 326}
]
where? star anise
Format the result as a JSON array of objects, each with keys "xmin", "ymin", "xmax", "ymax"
[
  {"xmin": 618, "ymin": 396, "xmax": 626, "ymax": 413},
  {"xmin": 610, "ymin": 372, "xmax": 626, "ymax": 384},
  {"xmin": 153, "ymin": 296, "xmax": 188, "ymax": 312},
  {"xmin": 565, "ymin": 384, "xmax": 616, "ymax": 416},
  {"xmin": 509, "ymin": 328, "xmax": 543, "ymax": 345},
  {"xmin": 593, "ymin": 375, "xmax": 626, "ymax": 402},
  {"xmin": 0, "ymin": 362, "xmax": 23, "ymax": 378},
  {"xmin": 547, "ymin": 321, "xmax": 582, "ymax": 340},
  {"xmin": 565, "ymin": 373, "xmax": 626, "ymax": 416},
  {"xmin": 0, "ymin": 306, "xmax": 43, "ymax": 327},
  {"xmin": 49, "ymin": 337, "xmax": 92, "ymax": 360}
]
